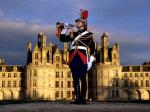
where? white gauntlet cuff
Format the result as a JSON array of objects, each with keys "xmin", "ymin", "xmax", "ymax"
[
  {"xmin": 60, "ymin": 23, "xmax": 69, "ymax": 34},
  {"xmin": 89, "ymin": 55, "xmax": 96, "ymax": 63}
]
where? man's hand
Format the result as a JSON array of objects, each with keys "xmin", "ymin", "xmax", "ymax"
[
  {"xmin": 87, "ymin": 55, "xmax": 96, "ymax": 71},
  {"xmin": 66, "ymin": 28, "xmax": 74, "ymax": 36},
  {"xmin": 87, "ymin": 61, "xmax": 92, "ymax": 71}
]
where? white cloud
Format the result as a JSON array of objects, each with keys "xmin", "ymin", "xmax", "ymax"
[{"xmin": 0, "ymin": 18, "xmax": 58, "ymax": 64}]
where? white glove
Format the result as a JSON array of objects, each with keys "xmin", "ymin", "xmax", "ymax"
[
  {"xmin": 87, "ymin": 55, "xmax": 96, "ymax": 71},
  {"xmin": 60, "ymin": 23, "xmax": 69, "ymax": 34},
  {"xmin": 89, "ymin": 55, "xmax": 96, "ymax": 62},
  {"xmin": 87, "ymin": 62, "xmax": 92, "ymax": 71}
]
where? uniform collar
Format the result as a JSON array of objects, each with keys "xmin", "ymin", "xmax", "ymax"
[{"xmin": 78, "ymin": 28, "xmax": 86, "ymax": 33}]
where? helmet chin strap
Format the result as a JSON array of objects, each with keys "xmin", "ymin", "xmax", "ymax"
[{"xmin": 77, "ymin": 26, "xmax": 85, "ymax": 31}]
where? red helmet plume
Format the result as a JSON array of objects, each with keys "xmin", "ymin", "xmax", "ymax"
[{"xmin": 80, "ymin": 9, "xmax": 88, "ymax": 20}]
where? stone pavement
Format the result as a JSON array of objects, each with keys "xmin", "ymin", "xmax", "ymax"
[{"xmin": 0, "ymin": 101, "xmax": 150, "ymax": 112}]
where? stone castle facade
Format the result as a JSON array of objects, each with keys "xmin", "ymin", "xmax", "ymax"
[{"xmin": 0, "ymin": 32, "xmax": 150, "ymax": 101}]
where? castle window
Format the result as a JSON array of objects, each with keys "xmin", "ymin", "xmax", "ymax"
[
  {"xmin": 56, "ymin": 56, "xmax": 60, "ymax": 61},
  {"xmin": 61, "ymin": 91, "xmax": 63, "ymax": 98},
  {"xmin": 2, "ymin": 73, "xmax": 5, "ymax": 77},
  {"xmin": 140, "ymin": 67, "xmax": 143, "ymax": 72},
  {"xmin": 115, "ymin": 79, "xmax": 119, "ymax": 87},
  {"xmin": 67, "ymin": 81, "xmax": 71, "ymax": 88},
  {"xmin": 55, "ymin": 81, "xmax": 59, "ymax": 88},
  {"xmin": 116, "ymin": 90, "xmax": 119, "ymax": 98},
  {"xmin": 13, "ymin": 81, "xmax": 17, "ymax": 87},
  {"xmin": 33, "ymin": 70, "xmax": 37, "ymax": 77},
  {"xmin": 56, "ymin": 72, "xmax": 59, "ymax": 78},
  {"xmin": 55, "ymin": 91, "xmax": 59, "ymax": 98},
  {"xmin": 141, "ymin": 80, "xmax": 143, "ymax": 87},
  {"xmin": 14, "ymin": 73, "xmax": 17, "ymax": 77},
  {"xmin": 67, "ymin": 91, "xmax": 71, "ymax": 98},
  {"xmin": 72, "ymin": 91, "xmax": 75, "ymax": 99},
  {"xmin": 130, "ymin": 73, "xmax": 132, "ymax": 77},
  {"xmin": 2, "ymin": 81, "xmax": 5, "ymax": 87},
  {"xmin": 146, "ymin": 80, "xmax": 149, "ymax": 87},
  {"xmin": 35, "ymin": 62, "xmax": 38, "ymax": 65},
  {"xmin": 112, "ymin": 90, "xmax": 119, "ymax": 98},
  {"xmin": 2, "ymin": 67, "xmax": 6, "ymax": 72},
  {"xmin": 135, "ymin": 73, "xmax": 138, "ymax": 77},
  {"xmin": 33, "ymin": 79, "xmax": 36, "ymax": 87},
  {"xmin": 56, "ymin": 64, "xmax": 59, "ymax": 68},
  {"xmin": 140, "ymin": 73, "xmax": 143, "ymax": 77},
  {"xmin": 35, "ymin": 53, "xmax": 38, "ymax": 59},
  {"xmin": 13, "ymin": 67, "xmax": 17, "ymax": 72},
  {"xmin": 135, "ymin": 80, "xmax": 138, "ymax": 87},
  {"xmin": 129, "ymin": 67, "xmax": 132, "ymax": 72},
  {"xmin": 7, "ymin": 81, "xmax": 11, "ymax": 87},
  {"xmin": 67, "ymin": 71, "xmax": 71, "ymax": 78},
  {"xmin": 145, "ymin": 73, "xmax": 149, "ymax": 77},
  {"xmin": 8, "ymin": 73, "xmax": 11, "ymax": 77},
  {"xmin": 124, "ymin": 73, "xmax": 127, "ymax": 77},
  {"xmin": 112, "ymin": 90, "xmax": 115, "ymax": 97},
  {"xmin": 33, "ymin": 89, "xmax": 37, "ymax": 98},
  {"xmin": 61, "ymin": 81, "xmax": 63, "ymax": 88},
  {"xmin": 61, "ymin": 72, "xmax": 63, "ymax": 78}
]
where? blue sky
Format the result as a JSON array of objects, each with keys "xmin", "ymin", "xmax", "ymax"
[{"xmin": 0, "ymin": 0, "xmax": 149, "ymax": 65}]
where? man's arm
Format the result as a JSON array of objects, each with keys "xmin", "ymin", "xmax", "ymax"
[
  {"xmin": 59, "ymin": 27, "xmax": 74, "ymax": 42},
  {"xmin": 87, "ymin": 35, "xmax": 96, "ymax": 71},
  {"xmin": 60, "ymin": 34, "xmax": 73, "ymax": 42},
  {"xmin": 88, "ymin": 35, "xmax": 95, "ymax": 56}
]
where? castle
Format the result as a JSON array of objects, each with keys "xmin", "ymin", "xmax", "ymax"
[{"xmin": 0, "ymin": 32, "xmax": 150, "ymax": 101}]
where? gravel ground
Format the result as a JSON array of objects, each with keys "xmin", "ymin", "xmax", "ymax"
[{"xmin": 0, "ymin": 102, "xmax": 150, "ymax": 112}]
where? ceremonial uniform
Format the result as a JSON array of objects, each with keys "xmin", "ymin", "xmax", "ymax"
[{"xmin": 59, "ymin": 28, "xmax": 95, "ymax": 104}]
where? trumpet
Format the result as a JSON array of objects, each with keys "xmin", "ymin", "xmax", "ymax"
[
  {"xmin": 55, "ymin": 22, "xmax": 76, "ymax": 37},
  {"xmin": 56, "ymin": 22, "xmax": 76, "ymax": 28}
]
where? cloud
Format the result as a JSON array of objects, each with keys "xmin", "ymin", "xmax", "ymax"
[
  {"xmin": 89, "ymin": 24, "xmax": 150, "ymax": 65},
  {"xmin": 110, "ymin": 30, "xmax": 150, "ymax": 65},
  {"xmin": 0, "ymin": 18, "xmax": 149, "ymax": 66},
  {"xmin": 0, "ymin": 18, "xmax": 59, "ymax": 65},
  {"xmin": 0, "ymin": 0, "xmax": 149, "ymax": 65}
]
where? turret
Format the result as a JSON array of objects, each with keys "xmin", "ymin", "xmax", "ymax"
[
  {"xmin": 26, "ymin": 42, "xmax": 32, "ymax": 64},
  {"xmin": 101, "ymin": 32, "xmax": 109, "ymax": 63},
  {"xmin": 101, "ymin": 32, "xmax": 109, "ymax": 48},
  {"xmin": 38, "ymin": 32, "xmax": 46, "ymax": 48}
]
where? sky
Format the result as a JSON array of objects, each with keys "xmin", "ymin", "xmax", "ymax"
[{"xmin": 0, "ymin": 0, "xmax": 149, "ymax": 65}]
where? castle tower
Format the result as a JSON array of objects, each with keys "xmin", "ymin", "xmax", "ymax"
[
  {"xmin": 93, "ymin": 32, "xmax": 122, "ymax": 101},
  {"xmin": 101, "ymin": 32, "xmax": 109, "ymax": 64},
  {"xmin": 26, "ymin": 42, "xmax": 32, "ymax": 64},
  {"xmin": 112, "ymin": 43, "xmax": 120, "ymax": 65},
  {"xmin": 101, "ymin": 32, "xmax": 109, "ymax": 48},
  {"xmin": 25, "ymin": 33, "xmax": 53, "ymax": 99},
  {"xmin": 38, "ymin": 32, "xmax": 47, "ymax": 63},
  {"xmin": 38, "ymin": 32, "xmax": 46, "ymax": 48}
]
